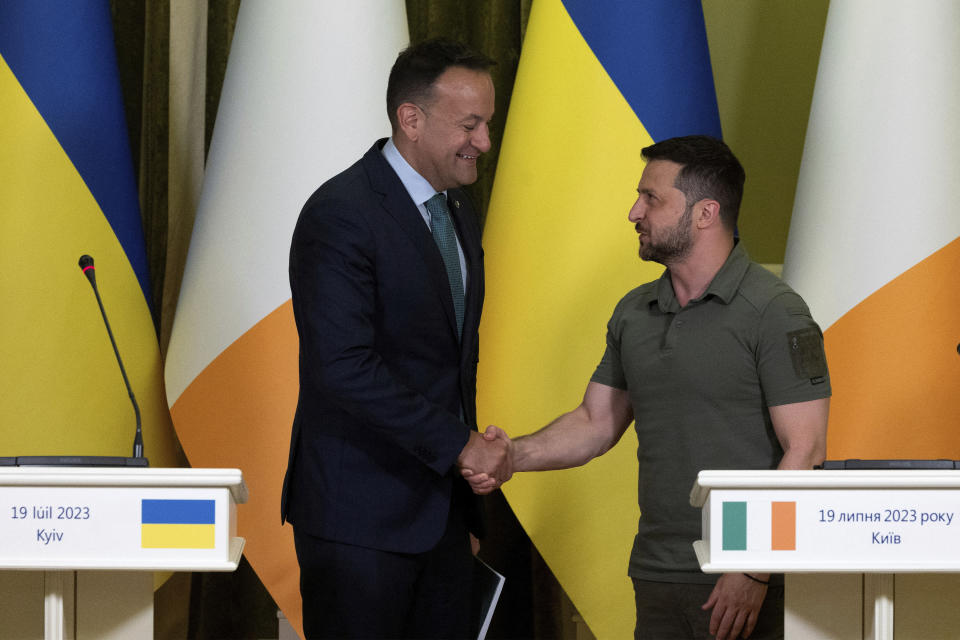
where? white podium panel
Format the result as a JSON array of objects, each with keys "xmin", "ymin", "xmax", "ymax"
[
  {"xmin": 691, "ymin": 470, "xmax": 960, "ymax": 573},
  {"xmin": 691, "ymin": 470, "xmax": 960, "ymax": 640},
  {"xmin": 0, "ymin": 467, "xmax": 247, "ymax": 640},
  {"xmin": 0, "ymin": 467, "xmax": 246, "ymax": 571}
]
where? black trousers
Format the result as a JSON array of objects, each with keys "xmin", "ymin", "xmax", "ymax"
[
  {"xmin": 633, "ymin": 578, "xmax": 785, "ymax": 640},
  {"xmin": 294, "ymin": 503, "xmax": 474, "ymax": 640}
]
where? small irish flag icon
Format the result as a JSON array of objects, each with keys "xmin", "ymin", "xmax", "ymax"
[{"xmin": 722, "ymin": 501, "xmax": 796, "ymax": 551}]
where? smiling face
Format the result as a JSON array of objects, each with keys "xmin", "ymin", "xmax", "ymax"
[
  {"xmin": 397, "ymin": 66, "xmax": 495, "ymax": 191},
  {"xmin": 628, "ymin": 160, "xmax": 696, "ymax": 265}
]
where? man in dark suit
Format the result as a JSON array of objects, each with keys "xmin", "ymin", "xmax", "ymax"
[{"xmin": 281, "ymin": 39, "xmax": 511, "ymax": 639}]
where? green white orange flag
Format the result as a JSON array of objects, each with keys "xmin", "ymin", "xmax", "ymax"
[
  {"xmin": 163, "ymin": 2, "xmax": 407, "ymax": 634},
  {"xmin": 477, "ymin": 1, "xmax": 721, "ymax": 637},
  {"xmin": 783, "ymin": 1, "xmax": 960, "ymax": 460}
]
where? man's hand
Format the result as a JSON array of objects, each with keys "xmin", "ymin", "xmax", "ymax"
[
  {"xmin": 701, "ymin": 572, "xmax": 768, "ymax": 639},
  {"xmin": 457, "ymin": 426, "xmax": 512, "ymax": 495}
]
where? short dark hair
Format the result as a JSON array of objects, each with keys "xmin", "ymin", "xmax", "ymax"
[
  {"xmin": 386, "ymin": 38, "xmax": 495, "ymax": 131},
  {"xmin": 641, "ymin": 135, "xmax": 746, "ymax": 230}
]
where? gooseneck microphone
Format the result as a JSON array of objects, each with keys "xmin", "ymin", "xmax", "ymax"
[
  {"xmin": 0, "ymin": 257, "xmax": 149, "ymax": 467},
  {"xmin": 78, "ymin": 255, "xmax": 145, "ymax": 460}
]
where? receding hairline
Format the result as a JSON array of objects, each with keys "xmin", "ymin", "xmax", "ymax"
[
  {"xmin": 390, "ymin": 65, "xmax": 494, "ymax": 132},
  {"xmin": 386, "ymin": 38, "xmax": 495, "ymax": 130}
]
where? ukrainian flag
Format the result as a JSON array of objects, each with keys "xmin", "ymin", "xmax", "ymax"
[
  {"xmin": 0, "ymin": 3, "xmax": 179, "ymax": 467},
  {"xmin": 141, "ymin": 499, "xmax": 216, "ymax": 549},
  {"xmin": 477, "ymin": 1, "xmax": 721, "ymax": 637}
]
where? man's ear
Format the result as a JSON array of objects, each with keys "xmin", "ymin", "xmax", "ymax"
[
  {"xmin": 396, "ymin": 102, "xmax": 422, "ymax": 142},
  {"xmin": 696, "ymin": 199, "xmax": 722, "ymax": 229}
]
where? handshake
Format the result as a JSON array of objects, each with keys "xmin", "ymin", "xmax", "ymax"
[{"xmin": 457, "ymin": 426, "xmax": 514, "ymax": 495}]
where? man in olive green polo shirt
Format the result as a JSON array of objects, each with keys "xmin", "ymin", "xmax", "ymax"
[{"xmin": 464, "ymin": 136, "xmax": 830, "ymax": 640}]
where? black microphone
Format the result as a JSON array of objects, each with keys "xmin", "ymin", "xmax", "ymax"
[
  {"xmin": 1, "ymin": 258, "xmax": 150, "ymax": 467},
  {"xmin": 78, "ymin": 254, "xmax": 145, "ymax": 461}
]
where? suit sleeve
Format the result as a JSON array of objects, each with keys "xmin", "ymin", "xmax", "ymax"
[{"xmin": 289, "ymin": 194, "xmax": 470, "ymax": 475}]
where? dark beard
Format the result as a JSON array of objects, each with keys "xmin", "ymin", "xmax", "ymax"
[{"xmin": 639, "ymin": 204, "xmax": 694, "ymax": 265}]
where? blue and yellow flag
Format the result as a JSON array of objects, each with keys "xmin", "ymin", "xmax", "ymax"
[
  {"xmin": 0, "ymin": 3, "xmax": 179, "ymax": 468},
  {"xmin": 141, "ymin": 499, "xmax": 216, "ymax": 549},
  {"xmin": 477, "ymin": 2, "xmax": 721, "ymax": 637}
]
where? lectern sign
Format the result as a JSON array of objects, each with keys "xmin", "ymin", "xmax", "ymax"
[
  {"xmin": 0, "ymin": 467, "xmax": 246, "ymax": 640},
  {"xmin": 0, "ymin": 467, "xmax": 245, "ymax": 571},
  {"xmin": 1, "ymin": 487, "xmax": 232, "ymax": 568},
  {"xmin": 691, "ymin": 470, "xmax": 960, "ymax": 572}
]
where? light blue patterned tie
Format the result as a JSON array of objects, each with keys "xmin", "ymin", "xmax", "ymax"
[{"xmin": 425, "ymin": 193, "xmax": 464, "ymax": 338}]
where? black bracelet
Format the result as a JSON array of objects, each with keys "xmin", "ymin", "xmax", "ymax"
[{"xmin": 743, "ymin": 573, "xmax": 770, "ymax": 585}]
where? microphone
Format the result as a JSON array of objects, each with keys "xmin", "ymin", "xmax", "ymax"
[
  {"xmin": 78, "ymin": 255, "xmax": 145, "ymax": 461},
  {"xmin": 6, "ymin": 256, "xmax": 150, "ymax": 467}
]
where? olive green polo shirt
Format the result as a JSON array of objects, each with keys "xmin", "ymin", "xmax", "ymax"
[{"xmin": 591, "ymin": 241, "xmax": 831, "ymax": 583}]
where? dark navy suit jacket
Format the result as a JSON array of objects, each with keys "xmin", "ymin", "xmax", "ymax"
[{"xmin": 281, "ymin": 139, "xmax": 485, "ymax": 553}]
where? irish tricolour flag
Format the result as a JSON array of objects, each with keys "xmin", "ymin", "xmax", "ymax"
[
  {"xmin": 163, "ymin": 3, "xmax": 408, "ymax": 635},
  {"xmin": 722, "ymin": 501, "xmax": 797, "ymax": 551},
  {"xmin": 783, "ymin": 2, "xmax": 960, "ymax": 461}
]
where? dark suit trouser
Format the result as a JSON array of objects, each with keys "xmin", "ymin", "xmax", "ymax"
[{"xmin": 294, "ymin": 499, "xmax": 474, "ymax": 640}]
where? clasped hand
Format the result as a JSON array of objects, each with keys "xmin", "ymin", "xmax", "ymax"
[{"xmin": 457, "ymin": 426, "xmax": 512, "ymax": 495}]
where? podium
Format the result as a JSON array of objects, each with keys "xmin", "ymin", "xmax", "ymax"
[
  {"xmin": 0, "ymin": 467, "xmax": 247, "ymax": 639},
  {"xmin": 691, "ymin": 469, "xmax": 960, "ymax": 639}
]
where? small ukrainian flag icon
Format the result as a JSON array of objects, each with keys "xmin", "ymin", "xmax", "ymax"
[{"xmin": 141, "ymin": 499, "xmax": 216, "ymax": 549}]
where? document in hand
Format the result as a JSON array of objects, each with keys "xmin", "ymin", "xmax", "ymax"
[{"xmin": 471, "ymin": 556, "xmax": 505, "ymax": 640}]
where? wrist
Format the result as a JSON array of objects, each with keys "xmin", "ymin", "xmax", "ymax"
[
  {"xmin": 743, "ymin": 572, "xmax": 770, "ymax": 585},
  {"xmin": 457, "ymin": 430, "xmax": 480, "ymax": 463},
  {"xmin": 511, "ymin": 436, "xmax": 532, "ymax": 472}
]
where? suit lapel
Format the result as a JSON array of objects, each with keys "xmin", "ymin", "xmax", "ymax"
[{"xmin": 361, "ymin": 142, "xmax": 460, "ymax": 340}]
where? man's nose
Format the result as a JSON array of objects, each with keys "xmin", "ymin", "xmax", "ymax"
[{"xmin": 472, "ymin": 123, "xmax": 492, "ymax": 153}]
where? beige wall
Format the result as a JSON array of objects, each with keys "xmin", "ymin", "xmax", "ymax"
[{"xmin": 704, "ymin": 0, "xmax": 830, "ymax": 264}]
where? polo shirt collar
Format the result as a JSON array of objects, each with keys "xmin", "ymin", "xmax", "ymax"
[{"xmin": 654, "ymin": 240, "xmax": 751, "ymax": 312}]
